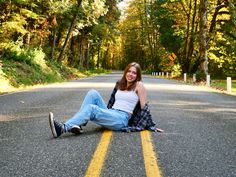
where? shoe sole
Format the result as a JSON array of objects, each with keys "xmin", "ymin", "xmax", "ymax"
[
  {"xmin": 49, "ymin": 112, "xmax": 57, "ymax": 138},
  {"xmin": 71, "ymin": 125, "xmax": 82, "ymax": 134}
]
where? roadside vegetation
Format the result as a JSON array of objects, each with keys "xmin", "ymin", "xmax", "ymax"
[
  {"xmin": 169, "ymin": 74, "xmax": 236, "ymax": 94},
  {"xmin": 0, "ymin": 50, "xmax": 109, "ymax": 93},
  {"xmin": 0, "ymin": 63, "xmax": 109, "ymax": 93},
  {"xmin": 211, "ymin": 80, "xmax": 236, "ymax": 93}
]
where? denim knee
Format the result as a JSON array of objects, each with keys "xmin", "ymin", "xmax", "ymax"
[
  {"xmin": 87, "ymin": 89, "xmax": 99, "ymax": 97},
  {"xmin": 83, "ymin": 104, "xmax": 97, "ymax": 120}
]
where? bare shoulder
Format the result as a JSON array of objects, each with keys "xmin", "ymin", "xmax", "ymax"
[
  {"xmin": 136, "ymin": 81, "xmax": 147, "ymax": 105},
  {"xmin": 135, "ymin": 81, "xmax": 146, "ymax": 92},
  {"xmin": 137, "ymin": 81, "xmax": 145, "ymax": 87}
]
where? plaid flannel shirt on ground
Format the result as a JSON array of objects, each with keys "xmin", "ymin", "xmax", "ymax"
[{"xmin": 107, "ymin": 86, "xmax": 157, "ymax": 132}]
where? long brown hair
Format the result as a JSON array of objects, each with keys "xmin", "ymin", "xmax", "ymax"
[{"xmin": 117, "ymin": 62, "xmax": 142, "ymax": 91}]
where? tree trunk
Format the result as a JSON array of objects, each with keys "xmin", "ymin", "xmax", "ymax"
[
  {"xmin": 49, "ymin": 15, "xmax": 58, "ymax": 60},
  {"xmin": 103, "ymin": 42, "xmax": 110, "ymax": 68},
  {"xmin": 50, "ymin": 27, "xmax": 56, "ymax": 60},
  {"xmin": 181, "ymin": 0, "xmax": 191, "ymax": 73},
  {"xmin": 57, "ymin": 0, "xmax": 83, "ymax": 61},
  {"xmin": 79, "ymin": 36, "xmax": 85, "ymax": 67},
  {"xmin": 68, "ymin": 35, "xmax": 76, "ymax": 66},
  {"xmin": 58, "ymin": 15, "xmax": 77, "ymax": 61},
  {"xmin": 187, "ymin": 0, "xmax": 197, "ymax": 62},
  {"xmin": 97, "ymin": 44, "xmax": 101, "ymax": 68},
  {"xmin": 86, "ymin": 42, "xmax": 90, "ymax": 69},
  {"xmin": 199, "ymin": 0, "xmax": 208, "ymax": 75},
  {"xmin": 91, "ymin": 46, "xmax": 95, "ymax": 68}
]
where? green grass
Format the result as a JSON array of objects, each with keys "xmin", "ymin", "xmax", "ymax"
[
  {"xmin": 0, "ymin": 43, "xmax": 111, "ymax": 94},
  {"xmin": 156, "ymin": 74, "xmax": 236, "ymax": 95},
  {"xmin": 211, "ymin": 79, "xmax": 236, "ymax": 94},
  {"xmin": 0, "ymin": 59, "xmax": 110, "ymax": 94}
]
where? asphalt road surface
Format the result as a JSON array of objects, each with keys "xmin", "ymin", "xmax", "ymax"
[{"xmin": 0, "ymin": 72, "xmax": 235, "ymax": 177}]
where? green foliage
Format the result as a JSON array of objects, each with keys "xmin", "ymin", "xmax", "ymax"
[
  {"xmin": 2, "ymin": 40, "xmax": 45, "ymax": 65},
  {"xmin": 153, "ymin": 1, "xmax": 182, "ymax": 53},
  {"xmin": 2, "ymin": 59, "xmax": 54, "ymax": 87},
  {"xmin": 0, "ymin": 0, "xmax": 235, "ymax": 86},
  {"xmin": 1, "ymin": 41, "xmax": 65, "ymax": 87},
  {"xmin": 207, "ymin": 1, "xmax": 236, "ymax": 78},
  {"xmin": 211, "ymin": 80, "xmax": 236, "ymax": 94},
  {"xmin": 195, "ymin": 70, "xmax": 206, "ymax": 81},
  {"xmin": 172, "ymin": 64, "xmax": 182, "ymax": 77},
  {"xmin": 1, "ymin": 13, "xmax": 28, "ymax": 36},
  {"xmin": 0, "ymin": 56, "xmax": 110, "ymax": 90},
  {"xmin": 0, "ymin": 41, "xmax": 110, "ymax": 90},
  {"xmin": 84, "ymin": 67, "xmax": 110, "ymax": 75},
  {"xmin": 0, "ymin": 0, "xmax": 115, "ymax": 93}
]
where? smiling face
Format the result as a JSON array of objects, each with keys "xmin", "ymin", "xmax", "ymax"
[
  {"xmin": 118, "ymin": 62, "xmax": 142, "ymax": 90},
  {"xmin": 125, "ymin": 66, "xmax": 137, "ymax": 84}
]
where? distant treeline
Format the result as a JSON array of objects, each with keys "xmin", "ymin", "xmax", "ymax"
[{"xmin": 0, "ymin": 0, "xmax": 235, "ymax": 78}]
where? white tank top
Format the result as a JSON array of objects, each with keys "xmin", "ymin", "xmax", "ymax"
[{"xmin": 112, "ymin": 89, "xmax": 139, "ymax": 113}]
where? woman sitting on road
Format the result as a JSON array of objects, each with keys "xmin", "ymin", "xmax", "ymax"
[{"xmin": 49, "ymin": 62, "xmax": 163, "ymax": 138}]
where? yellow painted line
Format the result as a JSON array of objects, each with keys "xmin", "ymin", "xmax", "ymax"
[
  {"xmin": 85, "ymin": 130, "xmax": 112, "ymax": 177},
  {"xmin": 141, "ymin": 130, "xmax": 162, "ymax": 177}
]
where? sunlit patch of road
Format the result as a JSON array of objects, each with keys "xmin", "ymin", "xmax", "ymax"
[{"xmin": 39, "ymin": 82, "xmax": 214, "ymax": 93}]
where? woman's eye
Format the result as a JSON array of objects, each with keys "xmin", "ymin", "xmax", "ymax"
[{"xmin": 127, "ymin": 69, "xmax": 136, "ymax": 75}]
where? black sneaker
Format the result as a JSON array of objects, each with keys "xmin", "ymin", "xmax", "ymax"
[
  {"xmin": 71, "ymin": 125, "xmax": 83, "ymax": 135},
  {"xmin": 49, "ymin": 112, "xmax": 64, "ymax": 138}
]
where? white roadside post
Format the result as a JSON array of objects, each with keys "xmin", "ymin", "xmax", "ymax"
[
  {"xmin": 184, "ymin": 73, "xmax": 187, "ymax": 82},
  {"xmin": 206, "ymin": 75, "xmax": 210, "ymax": 86},
  {"xmin": 193, "ymin": 74, "xmax": 196, "ymax": 82},
  {"xmin": 166, "ymin": 72, "xmax": 169, "ymax": 78},
  {"xmin": 227, "ymin": 77, "xmax": 232, "ymax": 94}
]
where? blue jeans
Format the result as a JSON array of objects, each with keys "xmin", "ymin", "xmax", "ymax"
[{"xmin": 64, "ymin": 89, "xmax": 130, "ymax": 131}]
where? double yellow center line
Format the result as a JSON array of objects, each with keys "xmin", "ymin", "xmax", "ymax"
[
  {"xmin": 141, "ymin": 130, "xmax": 162, "ymax": 177},
  {"xmin": 85, "ymin": 130, "xmax": 162, "ymax": 177},
  {"xmin": 85, "ymin": 130, "xmax": 112, "ymax": 177}
]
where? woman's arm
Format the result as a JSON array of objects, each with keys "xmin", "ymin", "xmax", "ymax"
[
  {"xmin": 135, "ymin": 82, "xmax": 164, "ymax": 133},
  {"xmin": 107, "ymin": 82, "xmax": 118, "ymax": 109},
  {"xmin": 136, "ymin": 82, "xmax": 147, "ymax": 109}
]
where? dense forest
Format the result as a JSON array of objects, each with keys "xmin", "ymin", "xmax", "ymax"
[{"xmin": 0, "ymin": 0, "xmax": 235, "ymax": 86}]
